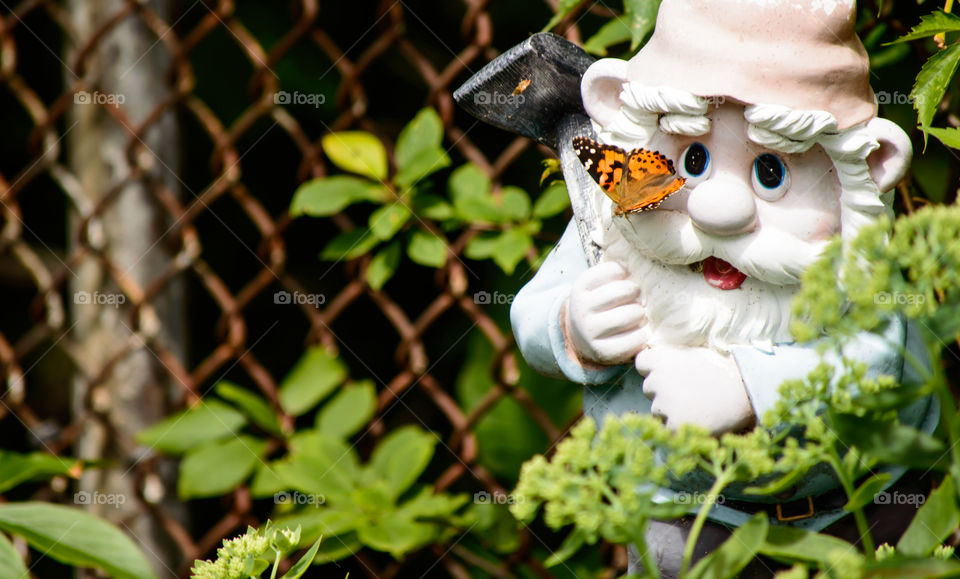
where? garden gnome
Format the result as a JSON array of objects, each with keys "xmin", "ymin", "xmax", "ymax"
[{"xmin": 510, "ymin": 0, "xmax": 939, "ymax": 575}]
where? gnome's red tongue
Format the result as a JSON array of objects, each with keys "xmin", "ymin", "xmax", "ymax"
[{"xmin": 702, "ymin": 257, "xmax": 747, "ymax": 290}]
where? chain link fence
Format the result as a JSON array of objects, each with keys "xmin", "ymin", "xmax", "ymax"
[{"xmin": 0, "ymin": 0, "xmax": 627, "ymax": 576}]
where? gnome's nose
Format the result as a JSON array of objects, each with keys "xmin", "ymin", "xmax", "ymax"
[{"xmin": 686, "ymin": 175, "xmax": 757, "ymax": 236}]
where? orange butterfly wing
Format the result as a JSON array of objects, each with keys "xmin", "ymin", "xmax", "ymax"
[
  {"xmin": 573, "ymin": 137, "xmax": 685, "ymax": 215},
  {"xmin": 618, "ymin": 150, "xmax": 686, "ymax": 214}
]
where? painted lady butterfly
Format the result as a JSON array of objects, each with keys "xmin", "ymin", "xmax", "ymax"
[{"xmin": 573, "ymin": 137, "xmax": 686, "ymax": 215}]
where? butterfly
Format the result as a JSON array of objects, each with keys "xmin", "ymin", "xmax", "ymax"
[{"xmin": 572, "ymin": 137, "xmax": 686, "ymax": 215}]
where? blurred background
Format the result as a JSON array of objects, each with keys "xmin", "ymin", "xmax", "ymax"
[{"xmin": 0, "ymin": 0, "xmax": 954, "ymax": 577}]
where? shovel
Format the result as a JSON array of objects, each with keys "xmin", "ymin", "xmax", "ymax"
[{"xmin": 453, "ymin": 32, "xmax": 603, "ymax": 265}]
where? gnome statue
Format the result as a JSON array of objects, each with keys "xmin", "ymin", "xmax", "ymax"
[{"xmin": 457, "ymin": 0, "xmax": 938, "ymax": 575}]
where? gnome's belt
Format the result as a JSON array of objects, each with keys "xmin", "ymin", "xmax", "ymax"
[{"xmin": 723, "ymin": 488, "xmax": 849, "ymax": 523}]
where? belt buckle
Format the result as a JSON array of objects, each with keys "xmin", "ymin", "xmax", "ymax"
[{"xmin": 775, "ymin": 496, "xmax": 815, "ymax": 522}]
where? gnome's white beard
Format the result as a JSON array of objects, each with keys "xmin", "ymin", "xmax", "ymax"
[{"xmin": 600, "ymin": 208, "xmax": 830, "ymax": 352}]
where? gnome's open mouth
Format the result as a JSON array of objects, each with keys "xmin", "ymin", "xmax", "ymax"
[{"xmin": 697, "ymin": 256, "xmax": 747, "ymax": 290}]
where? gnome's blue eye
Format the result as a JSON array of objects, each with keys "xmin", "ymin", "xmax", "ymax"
[
  {"xmin": 679, "ymin": 143, "xmax": 711, "ymax": 184},
  {"xmin": 752, "ymin": 153, "xmax": 789, "ymax": 201}
]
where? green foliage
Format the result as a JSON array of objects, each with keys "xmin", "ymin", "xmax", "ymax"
[
  {"xmin": 0, "ymin": 502, "xmax": 157, "ymax": 579},
  {"xmin": 887, "ymin": 8, "xmax": 960, "ymax": 144},
  {"xmin": 290, "ymin": 108, "xmax": 571, "ymax": 285},
  {"xmin": 140, "ymin": 346, "xmax": 472, "ymax": 563},
  {"xmin": 190, "ymin": 522, "xmax": 322, "ymax": 579},
  {"xmin": 513, "ymin": 195, "xmax": 960, "ymax": 577},
  {"xmin": 544, "ymin": 0, "xmax": 661, "ymax": 55}
]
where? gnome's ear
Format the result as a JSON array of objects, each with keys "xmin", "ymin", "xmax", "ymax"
[
  {"xmin": 864, "ymin": 118, "xmax": 912, "ymax": 192},
  {"xmin": 581, "ymin": 58, "xmax": 629, "ymax": 128}
]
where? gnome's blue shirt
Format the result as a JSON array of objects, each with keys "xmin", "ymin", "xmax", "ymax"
[{"xmin": 511, "ymin": 220, "xmax": 938, "ymax": 531}]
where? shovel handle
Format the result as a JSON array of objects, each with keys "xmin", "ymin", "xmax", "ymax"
[{"xmin": 557, "ymin": 114, "xmax": 603, "ymax": 266}]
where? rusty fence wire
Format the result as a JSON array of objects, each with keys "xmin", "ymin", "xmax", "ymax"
[{"xmin": 0, "ymin": 0, "xmax": 625, "ymax": 577}]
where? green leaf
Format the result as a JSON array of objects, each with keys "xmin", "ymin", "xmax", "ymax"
[
  {"xmin": 926, "ymin": 126, "xmax": 960, "ymax": 149},
  {"xmin": 499, "ymin": 187, "xmax": 531, "ymax": 222},
  {"xmin": 215, "ymin": 381, "xmax": 284, "ymax": 437},
  {"xmin": 688, "ymin": 513, "xmax": 768, "ymax": 579},
  {"xmin": 897, "ymin": 475, "xmax": 958, "ymax": 557},
  {"xmin": 583, "ymin": 17, "xmax": 632, "ymax": 56},
  {"xmin": 542, "ymin": 0, "xmax": 582, "ymax": 32},
  {"xmin": 369, "ymin": 202, "xmax": 412, "ymax": 241},
  {"xmin": 533, "ymin": 181, "xmax": 571, "ymax": 218},
  {"xmin": 623, "ymin": 0, "xmax": 661, "ymax": 50},
  {"xmin": 178, "ymin": 435, "xmax": 266, "ymax": 499},
  {"xmin": 289, "ymin": 176, "xmax": 376, "ymax": 217},
  {"xmin": 0, "ymin": 502, "xmax": 157, "ymax": 579},
  {"xmin": 829, "ymin": 411, "xmax": 947, "ymax": 468},
  {"xmin": 366, "ymin": 242, "xmax": 402, "ymax": 290},
  {"xmin": 449, "ymin": 164, "xmax": 498, "ymax": 223},
  {"xmin": 315, "ymin": 380, "xmax": 377, "ymax": 438},
  {"xmin": 356, "ymin": 512, "xmax": 436, "ymax": 558},
  {"xmin": 0, "ymin": 532, "xmax": 27, "ymax": 578},
  {"xmin": 319, "ymin": 227, "xmax": 380, "ymax": 261},
  {"xmin": 464, "ymin": 232, "xmax": 500, "ymax": 260},
  {"xmin": 136, "ymin": 399, "xmax": 246, "ymax": 454},
  {"xmin": 407, "ymin": 229, "xmax": 448, "ymax": 268},
  {"xmin": 911, "ymin": 44, "xmax": 960, "ymax": 130},
  {"xmin": 277, "ymin": 431, "xmax": 359, "ymax": 502},
  {"xmin": 311, "ymin": 532, "xmax": 362, "ymax": 563},
  {"xmin": 278, "ymin": 347, "xmax": 348, "ymax": 416},
  {"xmin": 395, "ymin": 487, "xmax": 469, "ymax": 520},
  {"xmin": 455, "ymin": 335, "xmax": 556, "ymax": 479},
  {"xmin": 251, "ymin": 461, "xmax": 288, "ymax": 498},
  {"xmin": 368, "ymin": 425, "xmax": 437, "ymax": 497},
  {"xmin": 889, "ymin": 11, "xmax": 960, "ymax": 44},
  {"xmin": 449, "ymin": 168, "xmax": 531, "ymax": 224},
  {"xmin": 492, "ymin": 229, "xmax": 534, "ymax": 275},
  {"xmin": 395, "ymin": 148, "xmax": 451, "ymax": 188},
  {"xmin": 414, "ymin": 194, "xmax": 455, "ymax": 221},
  {"xmin": 395, "ymin": 108, "xmax": 444, "ymax": 168},
  {"xmin": 759, "ymin": 526, "xmax": 855, "ymax": 565},
  {"xmin": 321, "ymin": 131, "xmax": 388, "ymax": 180},
  {"xmin": 0, "ymin": 451, "xmax": 77, "ymax": 493},
  {"xmin": 280, "ymin": 536, "xmax": 323, "ymax": 579},
  {"xmin": 544, "ymin": 528, "xmax": 587, "ymax": 567},
  {"xmin": 464, "ymin": 503, "xmax": 521, "ymax": 553},
  {"xmin": 864, "ymin": 557, "xmax": 960, "ymax": 577},
  {"xmin": 844, "ymin": 473, "xmax": 892, "ymax": 512}
]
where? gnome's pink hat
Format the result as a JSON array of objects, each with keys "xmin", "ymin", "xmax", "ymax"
[{"xmin": 619, "ymin": 0, "xmax": 876, "ymax": 129}]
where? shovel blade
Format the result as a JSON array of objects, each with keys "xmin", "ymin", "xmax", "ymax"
[{"xmin": 453, "ymin": 33, "xmax": 595, "ymax": 150}]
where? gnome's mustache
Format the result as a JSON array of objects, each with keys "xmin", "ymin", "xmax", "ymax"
[{"xmin": 611, "ymin": 209, "xmax": 828, "ymax": 286}]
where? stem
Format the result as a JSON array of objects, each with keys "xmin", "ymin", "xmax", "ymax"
[
  {"xmin": 827, "ymin": 453, "xmax": 875, "ymax": 558},
  {"xmin": 935, "ymin": 0, "xmax": 955, "ymax": 46},
  {"xmin": 679, "ymin": 471, "xmax": 732, "ymax": 577},
  {"xmin": 632, "ymin": 525, "xmax": 660, "ymax": 579},
  {"xmin": 930, "ymin": 355, "xmax": 960, "ymax": 493},
  {"xmin": 269, "ymin": 547, "xmax": 281, "ymax": 579}
]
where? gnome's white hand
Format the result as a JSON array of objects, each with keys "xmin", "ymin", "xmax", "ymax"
[
  {"xmin": 635, "ymin": 346, "xmax": 755, "ymax": 435},
  {"xmin": 564, "ymin": 262, "xmax": 648, "ymax": 366}
]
